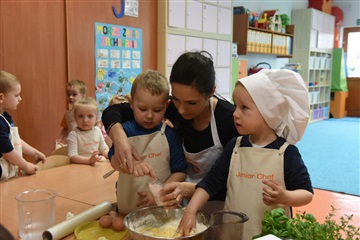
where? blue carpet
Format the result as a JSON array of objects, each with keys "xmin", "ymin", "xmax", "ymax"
[{"xmin": 296, "ymin": 117, "xmax": 360, "ymax": 196}]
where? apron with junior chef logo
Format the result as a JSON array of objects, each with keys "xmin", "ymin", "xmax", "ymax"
[
  {"xmin": 224, "ymin": 136, "xmax": 291, "ymax": 240},
  {"xmin": 183, "ymin": 97, "xmax": 224, "ymax": 214},
  {"xmin": 0, "ymin": 114, "xmax": 22, "ymax": 181},
  {"xmin": 74, "ymin": 127, "xmax": 103, "ymax": 157},
  {"xmin": 117, "ymin": 122, "xmax": 171, "ymax": 215}
]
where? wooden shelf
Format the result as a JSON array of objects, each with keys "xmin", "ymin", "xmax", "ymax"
[{"xmin": 233, "ymin": 13, "xmax": 294, "ymax": 57}]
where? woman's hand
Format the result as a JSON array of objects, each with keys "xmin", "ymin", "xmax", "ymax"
[
  {"xmin": 160, "ymin": 182, "xmax": 186, "ymax": 208},
  {"xmin": 109, "ymin": 123, "xmax": 142, "ymax": 172},
  {"xmin": 163, "ymin": 118, "xmax": 174, "ymax": 128}
]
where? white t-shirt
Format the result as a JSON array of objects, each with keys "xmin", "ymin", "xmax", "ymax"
[{"xmin": 67, "ymin": 126, "xmax": 108, "ymax": 158}]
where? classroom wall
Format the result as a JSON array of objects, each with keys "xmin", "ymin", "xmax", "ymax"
[
  {"xmin": 333, "ymin": 0, "xmax": 360, "ymax": 28},
  {"xmin": 0, "ymin": 0, "xmax": 157, "ymax": 158},
  {"xmin": 232, "ymin": 0, "xmax": 359, "ymax": 69},
  {"xmin": 232, "ymin": 0, "xmax": 308, "ymax": 69}
]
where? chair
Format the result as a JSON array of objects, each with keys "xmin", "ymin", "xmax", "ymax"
[
  {"xmin": 50, "ymin": 146, "xmax": 68, "ymax": 156},
  {"xmin": 37, "ymin": 155, "xmax": 71, "ymax": 171}
]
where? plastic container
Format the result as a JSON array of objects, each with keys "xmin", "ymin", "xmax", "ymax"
[{"xmin": 16, "ymin": 189, "xmax": 57, "ymax": 240}]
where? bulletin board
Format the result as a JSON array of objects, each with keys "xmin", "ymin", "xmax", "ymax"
[{"xmin": 95, "ymin": 22, "xmax": 142, "ymax": 116}]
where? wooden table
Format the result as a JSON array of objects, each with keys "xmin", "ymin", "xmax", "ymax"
[
  {"xmin": 13, "ymin": 161, "xmax": 118, "ymax": 205},
  {"xmin": 0, "ymin": 161, "xmax": 119, "ymax": 239}
]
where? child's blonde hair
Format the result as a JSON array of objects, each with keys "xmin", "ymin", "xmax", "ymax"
[
  {"xmin": 73, "ymin": 97, "xmax": 99, "ymax": 117},
  {"xmin": 109, "ymin": 95, "xmax": 128, "ymax": 106},
  {"xmin": 0, "ymin": 70, "xmax": 20, "ymax": 93},
  {"xmin": 130, "ymin": 70, "xmax": 169, "ymax": 101},
  {"xmin": 66, "ymin": 80, "xmax": 87, "ymax": 95}
]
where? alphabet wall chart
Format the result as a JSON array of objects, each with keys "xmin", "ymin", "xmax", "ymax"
[{"xmin": 95, "ymin": 22, "xmax": 142, "ymax": 116}]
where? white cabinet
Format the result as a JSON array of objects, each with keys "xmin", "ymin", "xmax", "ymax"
[
  {"xmin": 203, "ymin": 4, "xmax": 217, "ymax": 33},
  {"xmin": 168, "ymin": 1, "xmax": 185, "ymax": 28},
  {"xmin": 216, "ymin": 67, "xmax": 231, "ymax": 100},
  {"xmin": 186, "ymin": 36, "xmax": 202, "ymax": 52},
  {"xmin": 158, "ymin": 0, "xmax": 233, "ymax": 99},
  {"xmin": 187, "ymin": 0, "xmax": 202, "ymax": 31},
  {"xmin": 218, "ymin": 7, "xmax": 232, "ymax": 35},
  {"xmin": 167, "ymin": 34, "xmax": 186, "ymax": 65},
  {"xmin": 203, "ymin": 38, "xmax": 217, "ymax": 65},
  {"xmin": 290, "ymin": 8, "xmax": 334, "ymax": 123},
  {"xmin": 217, "ymin": 40, "xmax": 231, "ymax": 66}
]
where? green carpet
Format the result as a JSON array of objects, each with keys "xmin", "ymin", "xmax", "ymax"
[{"xmin": 296, "ymin": 117, "xmax": 360, "ymax": 196}]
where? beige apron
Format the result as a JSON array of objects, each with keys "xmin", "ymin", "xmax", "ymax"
[
  {"xmin": 183, "ymin": 98, "xmax": 224, "ymax": 214},
  {"xmin": 116, "ymin": 122, "xmax": 171, "ymax": 214},
  {"xmin": 74, "ymin": 127, "xmax": 103, "ymax": 157},
  {"xmin": 224, "ymin": 137, "xmax": 291, "ymax": 240},
  {"xmin": 65, "ymin": 109, "xmax": 77, "ymax": 132},
  {"xmin": 0, "ymin": 114, "xmax": 22, "ymax": 181}
]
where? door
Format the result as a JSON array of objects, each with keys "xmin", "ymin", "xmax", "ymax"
[{"xmin": 343, "ymin": 27, "xmax": 360, "ymax": 116}]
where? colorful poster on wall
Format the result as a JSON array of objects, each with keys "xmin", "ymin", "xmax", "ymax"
[{"xmin": 95, "ymin": 22, "xmax": 142, "ymax": 116}]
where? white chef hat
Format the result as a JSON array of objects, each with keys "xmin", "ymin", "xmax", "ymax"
[{"xmin": 239, "ymin": 69, "xmax": 310, "ymax": 144}]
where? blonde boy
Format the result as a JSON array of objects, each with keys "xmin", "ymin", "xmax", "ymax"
[
  {"xmin": 56, "ymin": 80, "xmax": 87, "ymax": 147},
  {"xmin": 108, "ymin": 70, "xmax": 187, "ymax": 215},
  {"xmin": 0, "ymin": 70, "xmax": 46, "ymax": 180}
]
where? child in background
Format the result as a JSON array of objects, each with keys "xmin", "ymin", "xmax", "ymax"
[
  {"xmin": 0, "ymin": 70, "xmax": 46, "ymax": 180},
  {"xmin": 109, "ymin": 95, "xmax": 127, "ymax": 106},
  {"xmin": 67, "ymin": 97, "xmax": 109, "ymax": 165},
  {"xmin": 56, "ymin": 80, "xmax": 86, "ymax": 148},
  {"xmin": 108, "ymin": 70, "xmax": 187, "ymax": 215},
  {"xmin": 177, "ymin": 69, "xmax": 313, "ymax": 239}
]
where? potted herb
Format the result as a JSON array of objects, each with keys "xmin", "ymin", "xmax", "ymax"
[{"xmin": 253, "ymin": 207, "xmax": 360, "ymax": 239}]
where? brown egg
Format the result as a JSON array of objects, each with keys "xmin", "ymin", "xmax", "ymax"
[
  {"xmin": 99, "ymin": 215, "xmax": 113, "ymax": 228},
  {"xmin": 112, "ymin": 216, "xmax": 125, "ymax": 231}
]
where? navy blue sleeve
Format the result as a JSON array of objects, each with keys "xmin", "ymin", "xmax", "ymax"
[
  {"xmin": 284, "ymin": 145, "xmax": 314, "ymax": 194},
  {"xmin": 102, "ymin": 102, "xmax": 134, "ymax": 132},
  {"xmin": 165, "ymin": 127, "xmax": 187, "ymax": 174},
  {"xmin": 107, "ymin": 121, "xmax": 132, "ymax": 161},
  {"xmin": 197, "ymin": 137, "xmax": 237, "ymax": 200},
  {"xmin": 0, "ymin": 113, "xmax": 14, "ymax": 158},
  {"xmin": 108, "ymin": 144, "xmax": 114, "ymax": 160}
]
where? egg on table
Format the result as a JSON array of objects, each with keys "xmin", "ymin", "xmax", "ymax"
[
  {"xmin": 112, "ymin": 216, "xmax": 125, "ymax": 231},
  {"xmin": 99, "ymin": 215, "xmax": 113, "ymax": 228}
]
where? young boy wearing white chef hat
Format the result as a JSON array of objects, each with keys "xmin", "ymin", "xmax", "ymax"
[{"xmin": 177, "ymin": 69, "xmax": 314, "ymax": 240}]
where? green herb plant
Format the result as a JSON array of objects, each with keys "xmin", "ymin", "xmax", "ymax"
[{"xmin": 253, "ymin": 206, "xmax": 360, "ymax": 239}]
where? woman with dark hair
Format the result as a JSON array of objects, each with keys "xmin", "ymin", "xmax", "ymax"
[{"xmin": 102, "ymin": 51, "xmax": 238, "ymax": 213}]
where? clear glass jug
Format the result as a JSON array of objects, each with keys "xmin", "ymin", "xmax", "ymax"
[{"xmin": 16, "ymin": 189, "xmax": 57, "ymax": 240}]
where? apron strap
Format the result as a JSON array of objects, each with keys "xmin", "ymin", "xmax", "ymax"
[
  {"xmin": 279, "ymin": 141, "xmax": 290, "ymax": 155},
  {"xmin": 160, "ymin": 121, "xmax": 167, "ymax": 135},
  {"xmin": 0, "ymin": 114, "xmax": 12, "ymax": 128},
  {"xmin": 209, "ymin": 97, "xmax": 222, "ymax": 146},
  {"xmin": 233, "ymin": 136, "xmax": 243, "ymax": 154}
]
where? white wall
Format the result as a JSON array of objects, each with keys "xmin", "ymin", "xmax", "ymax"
[{"xmin": 333, "ymin": 0, "xmax": 360, "ymax": 27}]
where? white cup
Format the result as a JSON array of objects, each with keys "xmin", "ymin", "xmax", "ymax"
[
  {"xmin": 148, "ymin": 178, "xmax": 163, "ymax": 206},
  {"xmin": 16, "ymin": 189, "xmax": 57, "ymax": 240}
]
